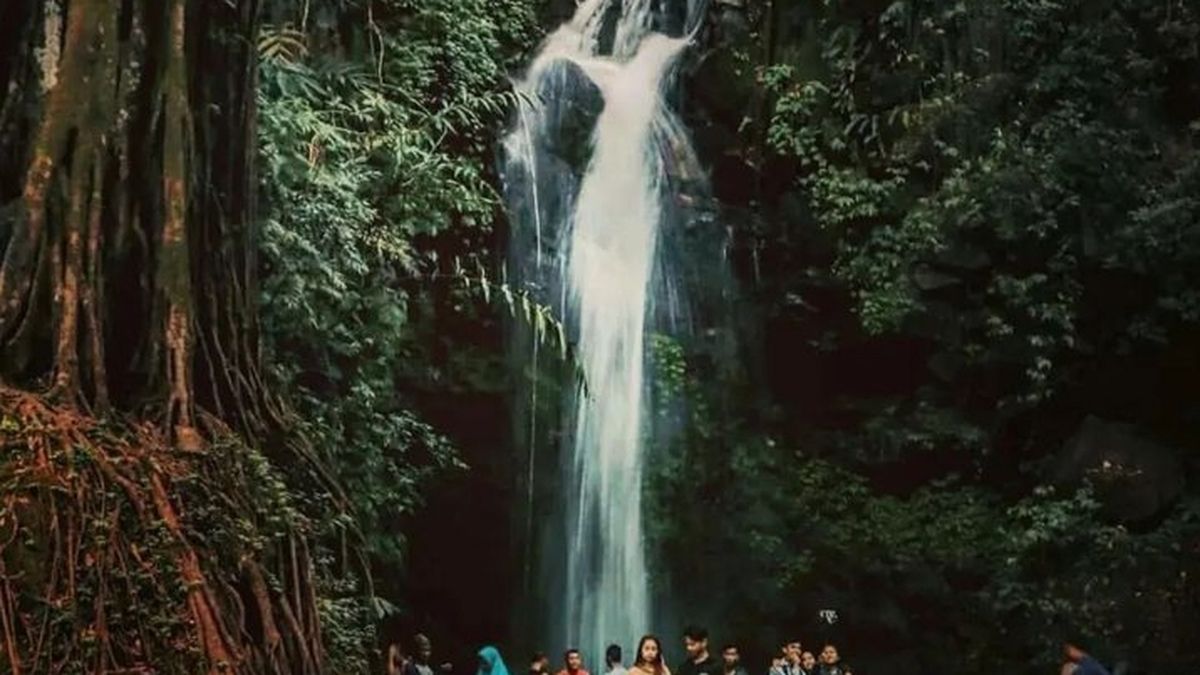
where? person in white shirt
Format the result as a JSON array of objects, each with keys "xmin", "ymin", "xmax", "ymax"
[{"xmin": 607, "ymin": 644, "xmax": 628, "ymax": 675}]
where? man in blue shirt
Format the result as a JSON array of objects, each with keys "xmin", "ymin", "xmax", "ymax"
[{"xmin": 1064, "ymin": 642, "xmax": 1112, "ymax": 675}]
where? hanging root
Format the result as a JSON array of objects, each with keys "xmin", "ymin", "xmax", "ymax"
[{"xmin": 0, "ymin": 386, "xmax": 326, "ymax": 674}]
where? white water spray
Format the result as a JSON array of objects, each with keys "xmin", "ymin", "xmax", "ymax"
[{"xmin": 504, "ymin": 0, "xmax": 706, "ymax": 660}]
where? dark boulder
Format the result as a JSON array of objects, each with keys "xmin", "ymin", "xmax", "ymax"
[
  {"xmin": 531, "ymin": 59, "xmax": 604, "ymax": 175},
  {"xmin": 1054, "ymin": 416, "xmax": 1186, "ymax": 523}
]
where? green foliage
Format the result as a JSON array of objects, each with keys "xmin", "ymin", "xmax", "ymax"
[
  {"xmin": 647, "ymin": 1, "xmax": 1200, "ymax": 671},
  {"xmin": 258, "ymin": 57, "xmax": 496, "ymax": 261},
  {"xmin": 256, "ymin": 0, "xmax": 543, "ymax": 668},
  {"xmin": 243, "ymin": 0, "xmax": 1200, "ymax": 672},
  {"xmin": 765, "ymin": 0, "xmax": 1200, "ymax": 413},
  {"xmin": 316, "ymin": 572, "xmax": 379, "ymax": 674},
  {"xmin": 649, "ymin": 365, "xmax": 1200, "ymax": 671},
  {"xmin": 454, "ymin": 256, "xmax": 573, "ymax": 362},
  {"xmin": 259, "ymin": 52, "xmax": 468, "ymax": 565}
]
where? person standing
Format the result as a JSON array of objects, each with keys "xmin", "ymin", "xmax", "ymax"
[
  {"xmin": 768, "ymin": 656, "xmax": 785, "ymax": 675},
  {"xmin": 480, "ymin": 646, "xmax": 513, "ymax": 675},
  {"xmin": 721, "ymin": 644, "xmax": 749, "ymax": 675},
  {"xmin": 631, "ymin": 635, "xmax": 671, "ymax": 675},
  {"xmin": 387, "ymin": 642, "xmax": 409, "ymax": 675},
  {"xmin": 816, "ymin": 644, "xmax": 846, "ymax": 675},
  {"xmin": 677, "ymin": 626, "xmax": 721, "ymax": 675},
  {"xmin": 798, "ymin": 652, "xmax": 817, "ymax": 675},
  {"xmin": 1063, "ymin": 642, "xmax": 1112, "ymax": 675},
  {"xmin": 781, "ymin": 642, "xmax": 804, "ymax": 675},
  {"xmin": 557, "ymin": 649, "xmax": 590, "ymax": 675},
  {"xmin": 407, "ymin": 634, "xmax": 453, "ymax": 675},
  {"xmin": 607, "ymin": 644, "xmax": 629, "ymax": 675},
  {"xmin": 531, "ymin": 652, "xmax": 552, "ymax": 675},
  {"xmin": 768, "ymin": 644, "xmax": 788, "ymax": 675}
]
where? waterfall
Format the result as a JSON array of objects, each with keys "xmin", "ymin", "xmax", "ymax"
[{"xmin": 503, "ymin": 0, "xmax": 708, "ymax": 661}]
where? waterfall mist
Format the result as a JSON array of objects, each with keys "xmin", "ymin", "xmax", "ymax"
[{"xmin": 503, "ymin": 0, "xmax": 715, "ymax": 661}]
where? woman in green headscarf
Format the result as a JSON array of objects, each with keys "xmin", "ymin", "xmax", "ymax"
[{"xmin": 479, "ymin": 646, "xmax": 512, "ymax": 675}]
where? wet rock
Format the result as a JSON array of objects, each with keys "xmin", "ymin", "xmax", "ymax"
[
  {"xmin": 679, "ymin": 0, "xmax": 757, "ymax": 204},
  {"xmin": 654, "ymin": 0, "xmax": 691, "ymax": 36},
  {"xmin": 711, "ymin": 0, "xmax": 751, "ymax": 42},
  {"xmin": 531, "ymin": 59, "xmax": 604, "ymax": 175},
  {"xmin": 688, "ymin": 0, "xmax": 754, "ymax": 122},
  {"xmin": 594, "ymin": 0, "xmax": 623, "ymax": 56},
  {"xmin": 1054, "ymin": 416, "xmax": 1186, "ymax": 523},
  {"xmin": 709, "ymin": 149, "xmax": 757, "ymax": 205},
  {"xmin": 503, "ymin": 149, "xmax": 579, "ymax": 262}
]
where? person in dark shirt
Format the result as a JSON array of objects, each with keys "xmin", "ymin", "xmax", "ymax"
[
  {"xmin": 721, "ymin": 644, "xmax": 749, "ymax": 675},
  {"xmin": 816, "ymin": 644, "xmax": 847, "ymax": 675},
  {"xmin": 677, "ymin": 626, "xmax": 722, "ymax": 675},
  {"xmin": 1064, "ymin": 642, "xmax": 1112, "ymax": 675},
  {"xmin": 405, "ymin": 634, "xmax": 451, "ymax": 675},
  {"xmin": 531, "ymin": 652, "xmax": 552, "ymax": 675}
]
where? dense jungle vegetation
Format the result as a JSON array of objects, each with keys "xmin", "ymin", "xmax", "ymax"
[{"xmin": 1, "ymin": 0, "xmax": 1197, "ymax": 673}]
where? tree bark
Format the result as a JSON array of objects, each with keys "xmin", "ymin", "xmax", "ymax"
[
  {"xmin": 0, "ymin": 0, "xmax": 96, "ymax": 344},
  {"xmin": 0, "ymin": 1, "xmax": 333, "ymax": 673},
  {"xmin": 161, "ymin": 0, "xmax": 199, "ymax": 443}
]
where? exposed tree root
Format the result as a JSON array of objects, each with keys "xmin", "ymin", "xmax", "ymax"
[
  {"xmin": 0, "ymin": 386, "xmax": 326, "ymax": 674},
  {"xmin": 0, "ymin": 2, "xmax": 363, "ymax": 672}
]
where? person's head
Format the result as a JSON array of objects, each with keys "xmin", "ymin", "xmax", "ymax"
[
  {"xmin": 785, "ymin": 642, "xmax": 802, "ymax": 664},
  {"xmin": 414, "ymin": 634, "xmax": 433, "ymax": 663},
  {"xmin": 606, "ymin": 645, "xmax": 623, "ymax": 668},
  {"xmin": 819, "ymin": 646, "xmax": 839, "ymax": 666},
  {"xmin": 721, "ymin": 645, "xmax": 739, "ymax": 670},
  {"xmin": 565, "ymin": 650, "xmax": 584, "ymax": 672},
  {"xmin": 1063, "ymin": 643, "xmax": 1086, "ymax": 663},
  {"xmin": 800, "ymin": 653, "xmax": 816, "ymax": 671},
  {"xmin": 636, "ymin": 636, "xmax": 663, "ymax": 668},
  {"xmin": 683, "ymin": 626, "xmax": 709, "ymax": 660},
  {"xmin": 532, "ymin": 653, "xmax": 550, "ymax": 673}
]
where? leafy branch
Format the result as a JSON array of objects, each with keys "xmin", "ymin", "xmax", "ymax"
[{"xmin": 450, "ymin": 256, "xmax": 590, "ymax": 397}]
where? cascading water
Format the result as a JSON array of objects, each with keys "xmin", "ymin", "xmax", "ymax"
[{"xmin": 503, "ymin": 0, "xmax": 710, "ymax": 661}]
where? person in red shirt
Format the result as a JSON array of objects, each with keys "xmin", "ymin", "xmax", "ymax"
[{"xmin": 557, "ymin": 649, "xmax": 590, "ymax": 675}]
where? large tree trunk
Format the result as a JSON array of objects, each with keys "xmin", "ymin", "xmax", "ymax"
[
  {"xmin": 0, "ymin": 0, "xmax": 272, "ymax": 433},
  {"xmin": 0, "ymin": 1, "xmax": 331, "ymax": 673}
]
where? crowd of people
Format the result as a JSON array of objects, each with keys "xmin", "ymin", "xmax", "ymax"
[
  {"xmin": 387, "ymin": 627, "xmax": 855, "ymax": 675},
  {"xmin": 386, "ymin": 628, "xmax": 1113, "ymax": 675},
  {"xmin": 520, "ymin": 628, "xmax": 854, "ymax": 675},
  {"xmin": 524, "ymin": 627, "xmax": 853, "ymax": 675}
]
